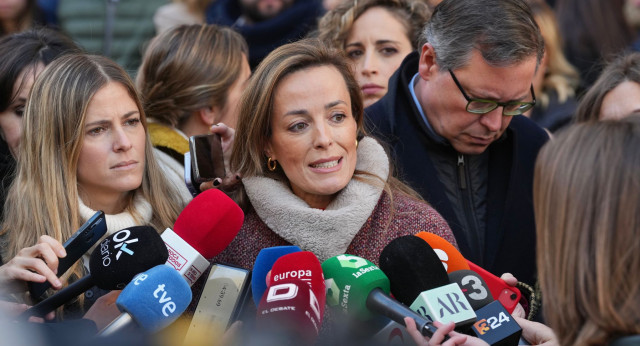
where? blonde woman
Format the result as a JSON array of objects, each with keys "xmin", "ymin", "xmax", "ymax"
[{"xmin": 1, "ymin": 54, "xmax": 185, "ymax": 316}]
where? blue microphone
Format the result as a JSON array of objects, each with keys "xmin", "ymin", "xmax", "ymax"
[
  {"xmin": 99, "ymin": 265, "xmax": 192, "ymax": 336},
  {"xmin": 251, "ymin": 246, "xmax": 301, "ymax": 305}
]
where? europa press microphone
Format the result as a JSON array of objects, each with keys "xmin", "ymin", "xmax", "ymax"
[
  {"xmin": 250, "ymin": 252, "xmax": 327, "ymax": 345},
  {"xmin": 378, "ymin": 236, "xmax": 477, "ymax": 329},
  {"xmin": 321, "ymin": 254, "xmax": 440, "ymax": 339},
  {"xmin": 20, "ymin": 226, "xmax": 168, "ymax": 320},
  {"xmin": 415, "ymin": 232, "xmax": 521, "ymax": 314},
  {"xmin": 251, "ymin": 246, "xmax": 302, "ymax": 305},
  {"xmin": 99, "ymin": 265, "xmax": 192, "ymax": 336},
  {"xmin": 162, "ymin": 188, "xmax": 244, "ymax": 286}
]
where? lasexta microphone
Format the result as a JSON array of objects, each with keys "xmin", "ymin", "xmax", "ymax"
[
  {"xmin": 322, "ymin": 254, "xmax": 439, "ymax": 339},
  {"xmin": 379, "ymin": 236, "xmax": 476, "ymax": 328},
  {"xmin": 99, "ymin": 264, "xmax": 192, "ymax": 336},
  {"xmin": 162, "ymin": 188, "xmax": 244, "ymax": 285},
  {"xmin": 251, "ymin": 246, "xmax": 301, "ymax": 305},
  {"xmin": 20, "ymin": 226, "xmax": 168, "ymax": 319}
]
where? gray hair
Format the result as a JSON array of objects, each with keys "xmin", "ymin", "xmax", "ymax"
[{"xmin": 422, "ymin": 0, "xmax": 544, "ymax": 71}]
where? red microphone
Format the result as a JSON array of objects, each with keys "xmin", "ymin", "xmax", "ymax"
[
  {"xmin": 256, "ymin": 278, "xmax": 324, "ymax": 344},
  {"xmin": 268, "ymin": 251, "xmax": 326, "ymax": 317},
  {"xmin": 162, "ymin": 189, "xmax": 244, "ymax": 285},
  {"xmin": 415, "ymin": 232, "xmax": 521, "ymax": 314}
]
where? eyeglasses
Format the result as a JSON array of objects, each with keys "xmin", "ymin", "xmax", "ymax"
[{"xmin": 448, "ymin": 69, "xmax": 536, "ymax": 116}]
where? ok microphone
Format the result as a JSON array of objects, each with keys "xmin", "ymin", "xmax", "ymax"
[
  {"xmin": 20, "ymin": 226, "xmax": 168, "ymax": 320},
  {"xmin": 99, "ymin": 264, "xmax": 192, "ymax": 336},
  {"xmin": 415, "ymin": 232, "xmax": 521, "ymax": 313},
  {"xmin": 321, "ymin": 254, "xmax": 439, "ymax": 339},
  {"xmin": 251, "ymin": 245, "xmax": 301, "ymax": 305},
  {"xmin": 162, "ymin": 188, "xmax": 244, "ymax": 286},
  {"xmin": 379, "ymin": 236, "xmax": 476, "ymax": 328}
]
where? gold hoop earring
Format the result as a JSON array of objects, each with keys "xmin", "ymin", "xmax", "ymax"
[
  {"xmin": 267, "ymin": 157, "xmax": 277, "ymax": 171},
  {"xmin": 355, "ymin": 139, "xmax": 359, "ymax": 148}
]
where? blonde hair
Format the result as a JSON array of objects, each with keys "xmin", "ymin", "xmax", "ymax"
[
  {"xmin": 230, "ymin": 39, "xmax": 421, "ymax": 210},
  {"xmin": 527, "ymin": 0, "xmax": 579, "ymax": 108},
  {"xmin": 317, "ymin": 0, "xmax": 431, "ymax": 51},
  {"xmin": 534, "ymin": 116, "xmax": 640, "ymax": 345},
  {"xmin": 2, "ymin": 54, "xmax": 183, "ymax": 308},
  {"xmin": 137, "ymin": 24, "xmax": 248, "ymax": 128}
]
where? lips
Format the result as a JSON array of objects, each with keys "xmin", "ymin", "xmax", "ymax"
[
  {"xmin": 361, "ymin": 83, "xmax": 384, "ymax": 96},
  {"xmin": 309, "ymin": 157, "xmax": 342, "ymax": 169},
  {"xmin": 111, "ymin": 160, "xmax": 138, "ymax": 169}
]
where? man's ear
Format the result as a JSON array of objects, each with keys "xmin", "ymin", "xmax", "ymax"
[{"xmin": 418, "ymin": 43, "xmax": 439, "ymax": 81}]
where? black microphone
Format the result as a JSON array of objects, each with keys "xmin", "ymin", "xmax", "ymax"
[
  {"xmin": 379, "ymin": 236, "xmax": 476, "ymax": 328},
  {"xmin": 19, "ymin": 226, "xmax": 168, "ymax": 319}
]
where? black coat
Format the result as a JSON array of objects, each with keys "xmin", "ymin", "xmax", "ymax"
[{"xmin": 365, "ymin": 52, "xmax": 549, "ymax": 286}]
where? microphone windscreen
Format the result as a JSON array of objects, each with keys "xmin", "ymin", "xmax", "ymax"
[
  {"xmin": 173, "ymin": 189, "xmax": 244, "ymax": 259},
  {"xmin": 117, "ymin": 265, "xmax": 192, "ymax": 332},
  {"xmin": 269, "ymin": 251, "xmax": 325, "ymax": 316},
  {"xmin": 252, "ymin": 246, "xmax": 301, "ymax": 305},
  {"xmin": 415, "ymin": 232, "xmax": 469, "ymax": 273},
  {"xmin": 256, "ymin": 278, "xmax": 323, "ymax": 344},
  {"xmin": 89, "ymin": 226, "xmax": 169, "ymax": 290},
  {"xmin": 321, "ymin": 254, "xmax": 390, "ymax": 320},
  {"xmin": 379, "ymin": 235, "xmax": 449, "ymax": 306},
  {"xmin": 448, "ymin": 270, "xmax": 494, "ymax": 310}
]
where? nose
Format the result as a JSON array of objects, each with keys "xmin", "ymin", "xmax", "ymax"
[
  {"xmin": 479, "ymin": 107, "xmax": 503, "ymax": 133},
  {"xmin": 360, "ymin": 51, "xmax": 379, "ymax": 76},
  {"xmin": 112, "ymin": 126, "xmax": 133, "ymax": 152},
  {"xmin": 312, "ymin": 122, "xmax": 332, "ymax": 149}
]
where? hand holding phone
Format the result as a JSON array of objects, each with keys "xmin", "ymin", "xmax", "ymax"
[
  {"xmin": 27, "ymin": 211, "xmax": 107, "ymax": 300},
  {"xmin": 186, "ymin": 134, "xmax": 226, "ymax": 196}
]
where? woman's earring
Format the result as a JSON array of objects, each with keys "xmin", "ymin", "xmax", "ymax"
[
  {"xmin": 355, "ymin": 139, "xmax": 359, "ymax": 148},
  {"xmin": 267, "ymin": 157, "xmax": 277, "ymax": 171}
]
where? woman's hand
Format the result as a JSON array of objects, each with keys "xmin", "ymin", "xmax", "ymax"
[
  {"xmin": 499, "ymin": 273, "xmax": 526, "ymax": 319},
  {"xmin": 200, "ymin": 123, "xmax": 242, "ymax": 192},
  {"xmin": 514, "ymin": 317, "xmax": 558, "ymax": 345},
  {"xmin": 83, "ymin": 290, "xmax": 122, "ymax": 330},
  {"xmin": 404, "ymin": 317, "xmax": 489, "ymax": 346},
  {"xmin": 0, "ymin": 300, "xmax": 55, "ymax": 322},
  {"xmin": 0, "ymin": 235, "xmax": 65, "ymax": 295}
]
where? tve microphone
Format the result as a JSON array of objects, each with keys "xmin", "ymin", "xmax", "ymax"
[
  {"xmin": 255, "ymin": 278, "xmax": 324, "ymax": 344},
  {"xmin": 99, "ymin": 264, "xmax": 192, "ymax": 336},
  {"xmin": 415, "ymin": 232, "xmax": 469, "ymax": 273},
  {"xmin": 162, "ymin": 188, "xmax": 244, "ymax": 285},
  {"xmin": 322, "ymin": 254, "xmax": 439, "ymax": 339},
  {"xmin": 20, "ymin": 226, "xmax": 168, "ymax": 319},
  {"xmin": 269, "ymin": 251, "xmax": 325, "ymax": 317},
  {"xmin": 449, "ymin": 270, "xmax": 493, "ymax": 310},
  {"xmin": 251, "ymin": 246, "xmax": 301, "ymax": 305},
  {"xmin": 379, "ymin": 236, "xmax": 476, "ymax": 328},
  {"xmin": 415, "ymin": 232, "xmax": 521, "ymax": 314}
]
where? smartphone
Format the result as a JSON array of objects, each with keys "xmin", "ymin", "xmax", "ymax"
[
  {"xmin": 189, "ymin": 134, "xmax": 226, "ymax": 184},
  {"xmin": 28, "ymin": 211, "xmax": 107, "ymax": 299},
  {"xmin": 467, "ymin": 260, "xmax": 521, "ymax": 313}
]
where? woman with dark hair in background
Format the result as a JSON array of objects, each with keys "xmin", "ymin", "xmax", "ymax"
[
  {"xmin": 318, "ymin": 0, "xmax": 430, "ymax": 108},
  {"xmin": 0, "ymin": 27, "xmax": 80, "ymax": 231},
  {"xmin": 0, "ymin": 0, "xmax": 44, "ymax": 37}
]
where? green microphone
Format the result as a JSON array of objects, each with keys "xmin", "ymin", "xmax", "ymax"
[{"xmin": 322, "ymin": 254, "xmax": 439, "ymax": 338}]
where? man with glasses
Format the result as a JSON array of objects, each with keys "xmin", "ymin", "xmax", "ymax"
[{"xmin": 365, "ymin": 0, "xmax": 548, "ymax": 288}]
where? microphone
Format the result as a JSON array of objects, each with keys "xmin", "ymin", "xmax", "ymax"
[
  {"xmin": 379, "ymin": 236, "xmax": 476, "ymax": 328},
  {"xmin": 20, "ymin": 226, "xmax": 168, "ymax": 319},
  {"xmin": 162, "ymin": 188, "xmax": 244, "ymax": 286},
  {"xmin": 99, "ymin": 264, "xmax": 192, "ymax": 336},
  {"xmin": 449, "ymin": 270, "xmax": 494, "ymax": 310},
  {"xmin": 255, "ymin": 277, "xmax": 324, "ymax": 344},
  {"xmin": 415, "ymin": 232, "xmax": 521, "ymax": 313},
  {"xmin": 321, "ymin": 254, "xmax": 439, "ymax": 339},
  {"xmin": 251, "ymin": 246, "xmax": 301, "ymax": 305},
  {"xmin": 415, "ymin": 232, "xmax": 470, "ymax": 273},
  {"xmin": 268, "ymin": 251, "xmax": 325, "ymax": 317}
]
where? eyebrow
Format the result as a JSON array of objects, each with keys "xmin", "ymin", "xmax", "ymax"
[
  {"xmin": 283, "ymin": 100, "xmax": 348, "ymax": 117},
  {"xmin": 345, "ymin": 39, "xmax": 401, "ymax": 48},
  {"xmin": 84, "ymin": 110, "xmax": 139, "ymax": 128}
]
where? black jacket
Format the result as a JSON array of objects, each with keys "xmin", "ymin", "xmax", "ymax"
[{"xmin": 365, "ymin": 52, "xmax": 549, "ymax": 286}]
